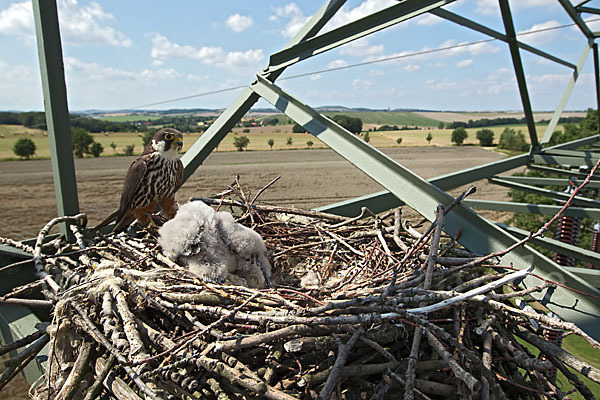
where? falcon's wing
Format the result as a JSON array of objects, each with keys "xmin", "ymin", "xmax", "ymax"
[
  {"xmin": 119, "ymin": 156, "xmax": 148, "ymax": 212},
  {"xmin": 175, "ymin": 159, "xmax": 184, "ymax": 189}
]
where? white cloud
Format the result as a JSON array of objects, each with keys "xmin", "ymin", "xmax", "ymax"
[
  {"xmin": 476, "ymin": 0, "xmax": 558, "ymax": 16},
  {"xmin": 517, "ymin": 20, "xmax": 560, "ymax": 46},
  {"xmin": 339, "ymin": 38, "xmax": 384, "ymax": 57},
  {"xmin": 530, "ymin": 73, "xmax": 569, "ymax": 85},
  {"xmin": 0, "ymin": 1, "xmax": 31, "ymax": 37},
  {"xmin": 225, "ymin": 13, "xmax": 254, "ymax": 33},
  {"xmin": 456, "ymin": 59, "xmax": 473, "ymax": 68},
  {"xmin": 310, "ymin": 74, "xmax": 321, "ymax": 80},
  {"xmin": 328, "ymin": 0, "xmax": 396, "ymax": 28},
  {"xmin": 404, "ymin": 64, "xmax": 420, "ymax": 72},
  {"xmin": 425, "ymin": 78, "xmax": 457, "ymax": 90},
  {"xmin": 368, "ymin": 69, "xmax": 384, "ymax": 77},
  {"xmin": 271, "ymin": 3, "xmax": 309, "ymax": 38},
  {"xmin": 150, "ymin": 34, "xmax": 264, "ymax": 73},
  {"xmin": 415, "ymin": 13, "xmax": 441, "ymax": 26},
  {"xmin": 328, "ymin": 59, "xmax": 348, "ymax": 69},
  {"xmin": 0, "ymin": 0, "xmax": 132, "ymax": 46}
]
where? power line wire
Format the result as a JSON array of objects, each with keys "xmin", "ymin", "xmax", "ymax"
[{"xmin": 129, "ymin": 17, "xmax": 600, "ymax": 110}]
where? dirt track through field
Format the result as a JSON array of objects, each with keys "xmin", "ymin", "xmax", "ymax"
[{"xmin": 0, "ymin": 146, "xmax": 515, "ymax": 240}]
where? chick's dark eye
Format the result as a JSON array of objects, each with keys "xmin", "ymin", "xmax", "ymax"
[{"xmin": 164, "ymin": 133, "xmax": 174, "ymax": 141}]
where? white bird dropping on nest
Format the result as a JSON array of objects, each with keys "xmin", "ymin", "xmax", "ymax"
[{"xmin": 158, "ymin": 201, "xmax": 272, "ymax": 288}]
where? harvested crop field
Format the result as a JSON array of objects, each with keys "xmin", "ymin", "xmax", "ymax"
[{"xmin": 0, "ymin": 146, "xmax": 512, "ymax": 240}]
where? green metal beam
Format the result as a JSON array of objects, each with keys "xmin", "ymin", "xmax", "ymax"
[
  {"xmin": 496, "ymin": 222, "xmax": 600, "ymax": 269},
  {"xmin": 532, "ymin": 153, "xmax": 600, "ymax": 168},
  {"xmin": 267, "ymin": 0, "xmax": 455, "ymax": 73},
  {"xmin": 562, "ymin": 267, "xmax": 600, "ymax": 288},
  {"xmin": 181, "ymin": 0, "xmax": 347, "ymax": 181},
  {"xmin": 489, "ymin": 177, "xmax": 600, "ymax": 208},
  {"xmin": 559, "ymin": 0, "xmax": 594, "ymax": 39},
  {"xmin": 250, "ymin": 75, "xmax": 600, "ymax": 340},
  {"xmin": 431, "ymin": 9, "xmax": 576, "ymax": 70},
  {"xmin": 318, "ymin": 136, "xmax": 600, "ymax": 217},
  {"xmin": 594, "ymin": 43, "xmax": 600, "ymax": 131},
  {"xmin": 540, "ymin": 43, "xmax": 592, "ymax": 144},
  {"xmin": 498, "ymin": 0, "xmax": 538, "ymax": 149},
  {"xmin": 494, "ymin": 175, "xmax": 600, "ymax": 188},
  {"xmin": 578, "ymin": 6, "xmax": 600, "ymax": 15},
  {"xmin": 529, "ymin": 163, "xmax": 600, "ymax": 179},
  {"xmin": 464, "ymin": 199, "xmax": 600, "ymax": 219},
  {"xmin": 318, "ymin": 153, "xmax": 530, "ymax": 216},
  {"xmin": 32, "ymin": 0, "xmax": 79, "ymax": 235},
  {"xmin": 542, "ymin": 149, "xmax": 600, "ymax": 157}
]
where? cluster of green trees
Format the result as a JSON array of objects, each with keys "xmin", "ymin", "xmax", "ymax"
[{"xmin": 446, "ymin": 115, "xmax": 583, "ymax": 130}]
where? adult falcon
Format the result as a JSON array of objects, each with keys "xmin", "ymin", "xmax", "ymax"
[{"xmin": 93, "ymin": 128, "xmax": 184, "ymax": 233}]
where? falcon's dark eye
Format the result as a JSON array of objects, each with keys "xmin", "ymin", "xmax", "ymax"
[{"xmin": 164, "ymin": 133, "xmax": 174, "ymax": 141}]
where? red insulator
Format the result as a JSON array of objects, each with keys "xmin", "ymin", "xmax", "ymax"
[
  {"xmin": 553, "ymin": 215, "xmax": 580, "ymax": 266},
  {"xmin": 539, "ymin": 325, "xmax": 563, "ymax": 382},
  {"xmin": 589, "ymin": 222, "xmax": 600, "ymax": 269}
]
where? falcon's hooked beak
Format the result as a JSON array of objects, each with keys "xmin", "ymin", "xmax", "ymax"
[{"xmin": 176, "ymin": 139, "xmax": 183, "ymax": 150}]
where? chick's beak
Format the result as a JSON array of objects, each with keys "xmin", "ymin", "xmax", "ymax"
[{"xmin": 177, "ymin": 140, "xmax": 183, "ymax": 149}]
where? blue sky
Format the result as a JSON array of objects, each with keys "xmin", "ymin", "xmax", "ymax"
[{"xmin": 0, "ymin": 0, "xmax": 599, "ymax": 112}]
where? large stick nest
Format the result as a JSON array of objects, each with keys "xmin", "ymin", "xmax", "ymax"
[{"xmin": 1, "ymin": 179, "xmax": 599, "ymax": 400}]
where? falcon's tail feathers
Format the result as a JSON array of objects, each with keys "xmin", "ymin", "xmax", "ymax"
[{"xmin": 90, "ymin": 209, "xmax": 120, "ymax": 232}]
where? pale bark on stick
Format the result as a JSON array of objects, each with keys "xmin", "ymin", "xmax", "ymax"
[
  {"xmin": 516, "ymin": 327, "xmax": 600, "ymax": 384},
  {"xmin": 109, "ymin": 285, "xmax": 148, "ymax": 361},
  {"xmin": 407, "ymin": 266, "xmax": 531, "ymax": 314},
  {"xmin": 83, "ymin": 354, "xmax": 115, "ymax": 400},
  {"xmin": 54, "ymin": 340, "xmax": 94, "ymax": 400},
  {"xmin": 480, "ymin": 331, "xmax": 492, "ymax": 400},
  {"xmin": 425, "ymin": 330, "xmax": 480, "ymax": 392},
  {"xmin": 96, "ymin": 357, "xmax": 142, "ymax": 400},
  {"xmin": 318, "ymin": 328, "xmax": 362, "ymax": 400}
]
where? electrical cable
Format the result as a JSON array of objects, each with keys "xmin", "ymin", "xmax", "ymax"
[{"xmin": 128, "ymin": 16, "xmax": 600, "ymax": 109}]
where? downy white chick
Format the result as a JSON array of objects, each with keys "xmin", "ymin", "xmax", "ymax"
[{"xmin": 158, "ymin": 201, "xmax": 271, "ymax": 288}]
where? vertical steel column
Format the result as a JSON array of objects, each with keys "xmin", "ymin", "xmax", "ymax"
[
  {"xmin": 498, "ymin": 0, "xmax": 539, "ymax": 149},
  {"xmin": 32, "ymin": 0, "xmax": 79, "ymax": 235},
  {"xmin": 594, "ymin": 42, "xmax": 600, "ymax": 131}
]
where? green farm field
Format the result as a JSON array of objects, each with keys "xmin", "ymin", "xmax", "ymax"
[{"xmin": 0, "ymin": 123, "xmax": 561, "ymax": 160}]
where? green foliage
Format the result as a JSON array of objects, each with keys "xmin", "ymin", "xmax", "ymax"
[
  {"xmin": 498, "ymin": 127, "xmax": 528, "ymax": 152},
  {"xmin": 267, "ymin": 138, "xmax": 274, "ymax": 150},
  {"xmin": 12, "ymin": 137, "xmax": 36, "ymax": 159},
  {"xmin": 142, "ymin": 129, "xmax": 157, "ymax": 147},
  {"xmin": 376, "ymin": 124, "xmax": 399, "ymax": 131},
  {"xmin": 233, "ymin": 135, "xmax": 250, "ymax": 151},
  {"xmin": 71, "ymin": 127, "xmax": 94, "ymax": 158},
  {"xmin": 90, "ymin": 142, "xmax": 104, "ymax": 157},
  {"xmin": 262, "ymin": 116, "xmax": 279, "ymax": 126},
  {"xmin": 286, "ymin": 136, "xmax": 293, "ymax": 147},
  {"xmin": 396, "ymin": 137, "xmax": 403, "ymax": 145},
  {"xmin": 451, "ymin": 127, "xmax": 468, "ymax": 145},
  {"xmin": 426, "ymin": 132, "xmax": 433, "ymax": 144},
  {"xmin": 476, "ymin": 128, "xmax": 494, "ymax": 146},
  {"xmin": 292, "ymin": 123, "xmax": 307, "ymax": 133},
  {"xmin": 242, "ymin": 128, "xmax": 250, "ymax": 133},
  {"xmin": 124, "ymin": 144, "xmax": 135, "ymax": 156},
  {"xmin": 549, "ymin": 108, "xmax": 598, "ymax": 146},
  {"xmin": 110, "ymin": 142, "xmax": 117, "ymax": 152},
  {"xmin": 363, "ymin": 132, "xmax": 370, "ymax": 143},
  {"xmin": 307, "ymin": 140, "xmax": 314, "ymax": 149},
  {"xmin": 438, "ymin": 121, "xmax": 445, "ymax": 129},
  {"xmin": 332, "ymin": 114, "xmax": 363, "ymax": 134}
]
